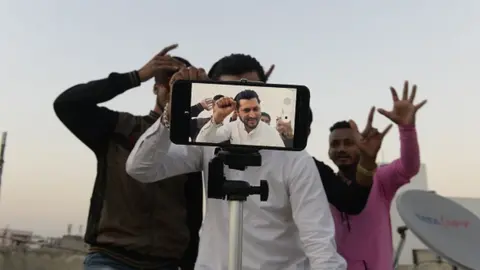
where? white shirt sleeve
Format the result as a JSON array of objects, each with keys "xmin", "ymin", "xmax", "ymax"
[
  {"xmin": 126, "ymin": 118, "xmax": 203, "ymax": 183},
  {"xmin": 196, "ymin": 119, "xmax": 231, "ymax": 143},
  {"xmin": 287, "ymin": 153, "xmax": 347, "ymax": 270}
]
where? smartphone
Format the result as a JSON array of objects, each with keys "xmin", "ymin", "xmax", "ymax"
[{"xmin": 170, "ymin": 80, "xmax": 310, "ymax": 151}]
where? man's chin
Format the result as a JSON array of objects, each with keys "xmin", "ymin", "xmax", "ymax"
[{"xmin": 337, "ymin": 163, "xmax": 356, "ymax": 171}]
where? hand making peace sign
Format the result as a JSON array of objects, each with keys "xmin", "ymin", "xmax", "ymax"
[
  {"xmin": 377, "ymin": 81, "xmax": 427, "ymax": 126},
  {"xmin": 349, "ymin": 107, "xmax": 392, "ymax": 159}
]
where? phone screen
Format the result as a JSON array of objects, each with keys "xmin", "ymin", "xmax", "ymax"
[
  {"xmin": 190, "ymin": 83, "xmax": 296, "ymax": 148},
  {"xmin": 170, "ymin": 80, "xmax": 310, "ymax": 151}
]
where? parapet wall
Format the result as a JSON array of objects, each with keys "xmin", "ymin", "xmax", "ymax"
[{"xmin": 0, "ymin": 247, "xmax": 84, "ymax": 270}]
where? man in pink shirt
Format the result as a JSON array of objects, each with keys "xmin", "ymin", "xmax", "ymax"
[{"xmin": 328, "ymin": 81, "xmax": 427, "ymax": 269}]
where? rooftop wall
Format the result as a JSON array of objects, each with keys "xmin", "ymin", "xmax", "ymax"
[{"xmin": 0, "ymin": 247, "xmax": 85, "ymax": 270}]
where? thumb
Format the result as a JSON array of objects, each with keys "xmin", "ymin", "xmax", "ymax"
[{"xmin": 377, "ymin": 108, "xmax": 393, "ymax": 120}]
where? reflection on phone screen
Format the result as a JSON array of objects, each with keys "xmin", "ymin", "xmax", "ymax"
[{"xmin": 189, "ymin": 83, "xmax": 297, "ymax": 148}]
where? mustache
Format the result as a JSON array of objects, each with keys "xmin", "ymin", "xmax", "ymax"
[{"xmin": 335, "ymin": 152, "xmax": 351, "ymax": 158}]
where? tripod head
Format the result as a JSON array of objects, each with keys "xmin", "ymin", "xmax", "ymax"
[{"xmin": 208, "ymin": 147, "xmax": 269, "ymax": 202}]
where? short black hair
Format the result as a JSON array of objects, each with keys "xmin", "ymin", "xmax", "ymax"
[
  {"xmin": 329, "ymin": 121, "xmax": 351, "ymax": 132},
  {"xmin": 213, "ymin": 94, "xmax": 224, "ymax": 101},
  {"xmin": 154, "ymin": 56, "xmax": 192, "ymax": 84},
  {"xmin": 208, "ymin": 54, "xmax": 267, "ymax": 82},
  {"xmin": 234, "ymin": 89, "xmax": 260, "ymax": 110},
  {"xmin": 173, "ymin": 56, "xmax": 191, "ymax": 67},
  {"xmin": 307, "ymin": 108, "xmax": 313, "ymax": 128},
  {"xmin": 261, "ymin": 112, "xmax": 271, "ymax": 120}
]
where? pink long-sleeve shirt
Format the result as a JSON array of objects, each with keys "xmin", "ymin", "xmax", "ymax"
[{"xmin": 331, "ymin": 125, "xmax": 420, "ymax": 270}]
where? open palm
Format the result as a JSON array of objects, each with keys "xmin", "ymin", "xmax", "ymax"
[{"xmin": 377, "ymin": 81, "xmax": 427, "ymax": 126}]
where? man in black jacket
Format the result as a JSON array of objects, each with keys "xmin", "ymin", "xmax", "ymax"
[{"xmin": 54, "ymin": 44, "xmax": 202, "ymax": 270}]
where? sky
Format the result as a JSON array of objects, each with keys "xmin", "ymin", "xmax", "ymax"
[{"xmin": 0, "ymin": 0, "xmax": 479, "ymax": 236}]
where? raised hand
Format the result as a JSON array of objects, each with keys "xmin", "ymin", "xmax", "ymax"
[
  {"xmin": 377, "ymin": 81, "xmax": 427, "ymax": 126},
  {"xmin": 200, "ymin": 98, "xmax": 214, "ymax": 111},
  {"xmin": 349, "ymin": 107, "xmax": 392, "ymax": 159},
  {"xmin": 169, "ymin": 67, "xmax": 210, "ymax": 90},
  {"xmin": 265, "ymin": 64, "xmax": 275, "ymax": 82},
  {"xmin": 163, "ymin": 67, "xmax": 209, "ymax": 122},
  {"xmin": 276, "ymin": 118, "xmax": 293, "ymax": 139},
  {"xmin": 138, "ymin": 44, "xmax": 186, "ymax": 82},
  {"xmin": 213, "ymin": 97, "xmax": 236, "ymax": 124}
]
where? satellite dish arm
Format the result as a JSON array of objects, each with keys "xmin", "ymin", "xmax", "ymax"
[{"xmin": 397, "ymin": 226, "xmax": 408, "ymax": 239}]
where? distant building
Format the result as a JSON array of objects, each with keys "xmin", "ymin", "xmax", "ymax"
[
  {"xmin": 56, "ymin": 235, "xmax": 88, "ymax": 252},
  {"xmin": 0, "ymin": 228, "xmax": 33, "ymax": 247}
]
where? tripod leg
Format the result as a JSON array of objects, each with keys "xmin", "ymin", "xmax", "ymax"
[
  {"xmin": 393, "ymin": 237, "xmax": 406, "ymax": 269},
  {"xmin": 228, "ymin": 201, "xmax": 244, "ymax": 270}
]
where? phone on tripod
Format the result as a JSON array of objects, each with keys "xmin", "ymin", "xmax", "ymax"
[{"xmin": 169, "ymin": 80, "xmax": 311, "ymax": 151}]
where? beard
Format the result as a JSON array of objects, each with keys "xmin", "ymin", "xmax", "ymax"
[{"xmin": 240, "ymin": 116, "xmax": 260, "ymax": 131}]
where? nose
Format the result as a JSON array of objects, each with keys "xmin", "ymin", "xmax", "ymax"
[
  {"xmin": 248, "ymin": 112, "xmax": 256, "ymax": 118},
  {"xmin": 336, "ymin": 143, "xmax": 347, "ymax": 152}
]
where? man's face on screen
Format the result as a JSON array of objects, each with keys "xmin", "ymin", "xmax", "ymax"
[
  {"xmin": 217, "ymin": 71, "xmax": 262, "ymax": 82},
  {"xmin": 238, "ymin": 98, "xmax": 261, "ymax": 132}
]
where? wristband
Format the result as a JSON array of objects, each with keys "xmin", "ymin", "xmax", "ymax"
[{"xmin": 357, "ymin": 163, "xmax": 376, "ymax": 177}]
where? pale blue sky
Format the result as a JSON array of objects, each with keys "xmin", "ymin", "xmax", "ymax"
[{"xmin": 0, "ymin": 0, "xmax": 479, "ymax": 236}]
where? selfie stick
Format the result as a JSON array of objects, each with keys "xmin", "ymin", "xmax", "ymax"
[
  {"xmin": 208, "ymin": 148, "xmax": 269, "ymax": 270},
  {"xmin": 393, "ymin": 226, "xmax": 408, "ymax": 269}
]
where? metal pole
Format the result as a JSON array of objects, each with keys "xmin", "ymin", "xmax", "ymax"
[
  {"xmin": 393, "ymin": 237, "xmax": 406, "ymax": 269},
  {"xmin": 228, "ymin": 200, "xmax": 244, "ymax": 270},
  {"xmin": 0, "ymin": 132, "xmax": 7, "ymax": 199}
]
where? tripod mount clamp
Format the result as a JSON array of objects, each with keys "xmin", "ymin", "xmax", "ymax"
[{"xmin": 207, "ymin": 147, "xmax": 269, "ymax": 202}]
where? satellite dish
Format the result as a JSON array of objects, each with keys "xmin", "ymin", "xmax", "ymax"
[{"xmin": 396, "ymin": 190, "xmax": 480, "ymax": 270}]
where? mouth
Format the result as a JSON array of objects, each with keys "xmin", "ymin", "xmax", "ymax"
[
  {"xmin": 247, "ymin": 119, "xmax": 257, "ymax": 125},
  {"xmin": 336, "ymin": 156, "xmax": 351, "ymax": 162}
]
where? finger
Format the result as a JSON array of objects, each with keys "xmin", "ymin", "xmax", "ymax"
[
  {"xmin": 408, "ymin": 84, "xmax": 417, "ymax": 103},
  {"xmin": 381, "ymin": 124, "xmax": 393, "ymax": 138},
  {"xmin": 170, "ymin": 57, "xmax": 187, "ymax": 68},
  {"xmin": 402, "ymin": 80, "xmax": 409, "ymax": 100},
  {"xmin": 415, "ymin": 99, "xmax": 427, "ymax": 111},
  {"xmin": 377, "ymin": 108, "xmax": 394, "ymax": 121},
  {"xmin": 362, "ymin": 106, "xmax": 375, "ymax": 135},
  {"xmin": 198, "ymin": 68, "xmax": 209, "ymax": 80},
  {"xmin": 158, "ymin": 44, "xmax": 179, "ymax": 56},
  {"xmin": 153, "ymin": 58, "xmax": 183, "ymax": 66},
  {"xmin": 153, "ymin": 65, "xmax": 179, "ymax": 72},
  {"xmin": 390, "ymin": 87, "xmax": 399, "ymax": 102},
  {"xmin": 265, "ymin": 64, "xmax": 275, "ymax": 80},
  {"xmin": 348, "ymin": 119, "xmax": 361, "ymax": 136},
  {"xmin": 349, "ymin": 120, "xmax": 364, "ymax": 144}
]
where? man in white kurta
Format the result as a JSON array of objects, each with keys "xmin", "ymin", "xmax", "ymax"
[
  {"xmin": 196, "ymin": 118, "xmax": 285, "ymax": 147},
  {"xmin": 126, "ymin": 118, "xmax": 346, "ymax": 270}
]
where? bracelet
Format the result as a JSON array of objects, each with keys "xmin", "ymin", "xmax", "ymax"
[
  {"xmin": 357, "ymin": 164, "xmax": 376, "ymax": 177},
  {"xmin": 160, "ymin": 112, "xmax": 170, "ymax": 129}
]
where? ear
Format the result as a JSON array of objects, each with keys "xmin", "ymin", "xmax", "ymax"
[{"xmin": 153, "ymin": 84, "xmax": 158, "ymax": 94}]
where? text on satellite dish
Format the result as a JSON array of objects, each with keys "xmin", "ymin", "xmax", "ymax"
[{"xmin": 415, "ymin": 214, "xmax": 470, "ymax": 228}]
